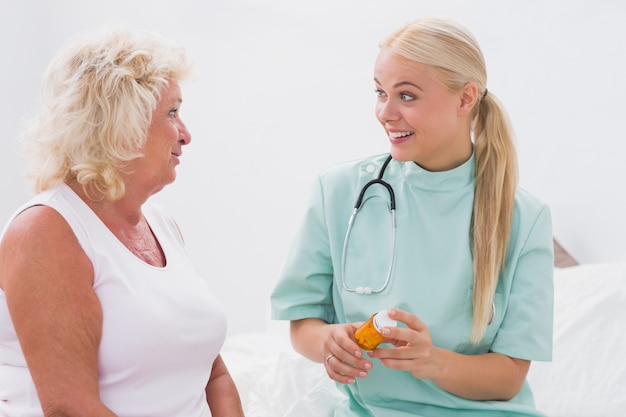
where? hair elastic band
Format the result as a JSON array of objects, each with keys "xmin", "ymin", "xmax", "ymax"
[{"xmin": 482, "ymin": 88, "xmax": 488, "ymax": 100}]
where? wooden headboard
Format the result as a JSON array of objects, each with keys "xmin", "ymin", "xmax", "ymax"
[{"xmin": 554, "ymin": 239, "xmax": 578, "ymax": 268}]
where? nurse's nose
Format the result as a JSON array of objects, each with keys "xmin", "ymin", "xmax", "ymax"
[{"xmin": 376, "ymin": 99, "xmax": 400, "ymax": 123}]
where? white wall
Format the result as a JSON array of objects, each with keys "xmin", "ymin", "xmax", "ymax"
[{"xmin": 1, "ymin": 0, "xmax": 624, "ymax": 336}]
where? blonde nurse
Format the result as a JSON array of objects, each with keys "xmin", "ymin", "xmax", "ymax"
[{"xmin": 271, "ymin": 17, "xmax": 553, "ymax": 417}]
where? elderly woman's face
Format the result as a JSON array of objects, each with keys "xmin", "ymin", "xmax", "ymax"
[{"xmin": 131, "ymin": 79, "xmax": 191, "ymax": 195}]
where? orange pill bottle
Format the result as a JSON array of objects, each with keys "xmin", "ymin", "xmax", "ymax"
[{"xmin": 354, "ymin": 310, "xmax": 397, "ymax": 350}]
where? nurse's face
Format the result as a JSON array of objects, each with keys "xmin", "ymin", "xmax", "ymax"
[{"xmin": 374, "ymin": 48, "xmax": 475, "ymax": 172}]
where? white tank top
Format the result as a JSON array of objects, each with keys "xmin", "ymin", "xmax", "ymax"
[{"xmin": 0, "ymin": 184, "xmax": 226, "ymax": 417}]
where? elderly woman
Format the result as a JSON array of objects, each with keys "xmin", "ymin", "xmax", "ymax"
[{"xmin": 0, "ymin": 28, "xmax": 243, "ymax": 417}]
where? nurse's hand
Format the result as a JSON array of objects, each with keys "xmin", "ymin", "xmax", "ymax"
[
  {"xmin": 365, "ymin": 309, "xmax": 531, "ymax": 401},
  {"xmin": 323, "ymin": 322, "xmax": 375, "ymax": 384},
  {"xmin": 364, "ymin": 308, "xmax": 440, "ymax": 380},
  {"xmin": 290, "ymin": 318, "xmax": 373, "ymax": 385}
]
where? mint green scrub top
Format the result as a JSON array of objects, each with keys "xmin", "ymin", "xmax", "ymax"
[{"xmin": 270, "ymin": 153, "xmax": 554, "ymax": 417}]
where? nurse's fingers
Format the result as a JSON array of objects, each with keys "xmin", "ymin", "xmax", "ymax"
[
  {"xmin": 322, "ymin": 323, "xmax": 363, "ymax": 362},
  {"xmin": 388, "ymin": 308, "xmax": 427, "ymax": 332},
  {"xmin": 323, "ymin": 323, "xmax": 372, "ymax": 384},
  {"xmin": 324, "ymin": 353, "xmax": 371, "ymax": 385},
  {"xmin": 371, "ymin": 326, "xmax": 431, "ymax": 357},
  {"xmin": 369, "ymin": 309, "xmax": 432, "ymax": 352}
]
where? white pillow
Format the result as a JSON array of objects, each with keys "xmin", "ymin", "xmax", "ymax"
[{"xmin": 527, "ymin": 263, "xmax": 626, "ymax": 417}]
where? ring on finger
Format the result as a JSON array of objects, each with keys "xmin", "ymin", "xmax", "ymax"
[{"xmin": 325, "ymin": 354, "xmax": 335, "ymax": 365}]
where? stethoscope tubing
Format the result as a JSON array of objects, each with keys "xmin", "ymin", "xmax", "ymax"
[
  {"xmin": 341, "ymin": 154, "xmax": 396, "ymax": 295},
  {"xmin": 340, "ymin": 154, "xmax": 497, "ymax": 320},
  {"xmin": 354, "ymin": 154, "xmax": 396, "ymax": 210}
]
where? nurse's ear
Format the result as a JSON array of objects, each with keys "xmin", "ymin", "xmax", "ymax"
[{"xmin": 457, "ymin": 82, "xmax": 479, "ymax": 116}]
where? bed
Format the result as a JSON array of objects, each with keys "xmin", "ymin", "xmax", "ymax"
[{"xmin": 221, "ymin": 240, "xmax": 626, "ymax": 417}]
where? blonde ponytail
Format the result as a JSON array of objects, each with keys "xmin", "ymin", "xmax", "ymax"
[
  {"xmin": 380, "ymin": 18, "xmax": 518, "ymax": 343},
  {"xmin": 469, "ymin": 92, "xmax": 518, "ymax": 343}
]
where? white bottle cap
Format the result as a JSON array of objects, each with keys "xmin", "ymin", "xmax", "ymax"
[{"xmin": 373, "ymin": 309, "xmax": 397, "ymax": 331}]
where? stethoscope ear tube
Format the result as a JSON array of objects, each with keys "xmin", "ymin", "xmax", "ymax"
[
  {"xmin": 354, "ymin": 154, "xmax": 396, "ymax": 210},
  {"xmin": 341, "ymin": 154, "xmax": 396, "ymax": 295},
  {"xmin": 354, "ymin": 179, "xmax": 396, "ymax": 211}
]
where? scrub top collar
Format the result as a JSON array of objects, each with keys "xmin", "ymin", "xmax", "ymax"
[{"xmin": 399, "ymin": 149, "xmax": 475, "ymax": 192}]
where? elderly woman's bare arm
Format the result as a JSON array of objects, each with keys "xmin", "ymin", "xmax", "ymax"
[
  {"xmin": 0, "ymin": 206, "xmax": 117, "ymax": 417},
  {"xmin": 204, "ymin": 354, "xmax": 244, "ymax": 417}
]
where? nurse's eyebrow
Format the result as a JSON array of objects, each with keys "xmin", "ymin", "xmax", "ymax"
[
  {"xmin": 374, "ymin": 78, "xmax": 424, "ymax": 91},
  {"xmin": 395, "ymin": 81, "xmax": 424, "ymax": 91}
]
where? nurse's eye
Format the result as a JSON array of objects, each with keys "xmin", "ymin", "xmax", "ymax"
[
  {"xmin": 400, "ymin": 92, "xmax": 415, "ymax": 102},
  {"xmin": 374, "ymin": 88, "xmax": 387, "ymax": 98}
]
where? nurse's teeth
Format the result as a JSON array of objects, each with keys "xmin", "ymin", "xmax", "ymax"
[{"xmin": 389, "ymin": 131, "xmax": 413, "ymax": 138}]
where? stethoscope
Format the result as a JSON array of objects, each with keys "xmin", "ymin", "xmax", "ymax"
[
  {"xmin": 339, "ymin": 153, "xmax": 497, "ymax": 324},
  {"xmin": 340, "ymin": 154, "xmax": 396, "ymax": 294}
]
